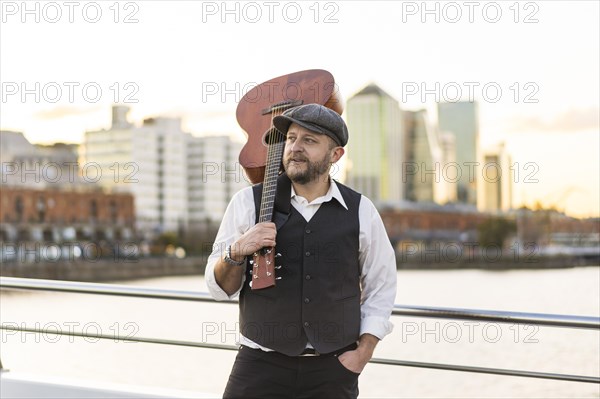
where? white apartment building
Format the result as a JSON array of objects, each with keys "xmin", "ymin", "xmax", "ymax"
[
  {"xmin": 83, "ymin": 106, "xmax": 247, "ymax": 237},
  {"xmin": 187, "ymin": 135, "xmax": 247, "ymax": 226},
  {"xmin": 83, "ymin": 107, "xmax": 187, "ymax": 237}
]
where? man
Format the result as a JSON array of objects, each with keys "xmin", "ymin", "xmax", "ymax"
[{"xmin": 205, "ymin": 103, "xmax": 397, "ymax": 398}]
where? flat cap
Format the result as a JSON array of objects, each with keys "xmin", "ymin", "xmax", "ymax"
[{"xmin": 273, "ymin": 104, "xmax": 348, "ymax": 147}]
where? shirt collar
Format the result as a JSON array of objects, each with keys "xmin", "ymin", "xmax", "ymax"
[{"xmin": 290, "ymin": 179, "xmax": 348, "ymax": 210}]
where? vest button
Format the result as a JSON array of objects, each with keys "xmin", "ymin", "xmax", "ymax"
[
  {"xmin": 305, "ymin": 274, "xmax": 311, "ymax": 280},
  {"xmin": 304, "ymin": 297, "xmax": 310, "ymax": 304},
  {"xmin": 304, "ymin": 321, "xmax": 309, "ymax": 328},
  {"xmin": 305, "ymin": 229, "xmax": 311, "ymax": 234},
  {"xmin": 305, "ymin": 251, "xmax": 311, "ymax": 257}
]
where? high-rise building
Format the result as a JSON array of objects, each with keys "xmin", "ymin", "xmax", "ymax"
[
  {"xmin": 83, "ymin": 107, "xmax": 187, "ymax": 237},
  {"xmin": 187, "ymin": 135, "xmax": 247, "ymax": 226},
  {"xmin": 345, "ymin": 83, "xmax": 404, "ymax": 203},
  {"xmin": 437, "ymin": 101, "xmax": 479, "ymax": 207},
  {"xmin": 403, "ymin": 109, "xmax": 438, "ymax": 203},
  {"xmin": 437, "ymin": 130, "xmax": 458, "ymax": 204},
  {"xmin": 481, "ymin": 143, "xmax": 513, "ymax": 212}
]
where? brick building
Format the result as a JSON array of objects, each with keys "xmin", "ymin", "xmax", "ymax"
[
  {"xmin": 0, "ymin": 187, "xmax": 134, "ymax": 243},
  {"xmin": 516, "ymin": 208, "xmax": 600, "ymax": 250},
  {"xmin": 380, "ymin": 206, "xmax": 489, "ymax": 246}
]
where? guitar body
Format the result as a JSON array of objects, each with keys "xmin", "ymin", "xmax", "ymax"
[
  {"xmin": 236, "ymin": 69, "xmax": 343, "ymax": 289},
  {"xmin": 237, "ymin": 69, "xmax": 344, "ymax": 184}
]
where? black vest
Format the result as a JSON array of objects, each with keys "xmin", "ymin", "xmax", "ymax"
[{"xmin": 239, "ymin": 174, "xmax": 362, "ymax": 356}]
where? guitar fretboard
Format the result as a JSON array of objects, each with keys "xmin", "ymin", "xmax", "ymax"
[{"xmin": 258, "ymin": 138, "xmax": 285, "ymax": 223}]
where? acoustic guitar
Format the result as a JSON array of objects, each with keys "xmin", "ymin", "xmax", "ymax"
[{"xmin": 236, "ymin": 69, "xmax": 343, "ymax": 290}]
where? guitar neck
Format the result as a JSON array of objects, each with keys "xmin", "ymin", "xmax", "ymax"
[{"xmin": 258, "ymin": 140, "xmax": 285, "ymax": 223}]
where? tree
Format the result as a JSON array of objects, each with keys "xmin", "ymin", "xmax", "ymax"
[
  {"xmin": 478, "ymin": 217, "xmax": 517, "ymax": 248},
  {"xmin": 157, "ymin": 232, "xmax": 179, "ymax": 247}
]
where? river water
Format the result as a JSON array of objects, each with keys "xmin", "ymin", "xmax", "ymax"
[{"xmin": 1, "ymin": 267, "xmax": 599, "ymax": 398}]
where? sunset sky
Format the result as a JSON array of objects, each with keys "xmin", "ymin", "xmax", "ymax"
[{"xmin": 1, "ymin": 1, "xmax": 598, "ymax": 217}]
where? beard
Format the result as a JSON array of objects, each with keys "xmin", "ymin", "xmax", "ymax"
[{"xmin": 283, "ymin": 152, "xmax": 331, "ymax": 185}]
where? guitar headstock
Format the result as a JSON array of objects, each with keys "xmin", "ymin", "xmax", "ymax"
[{"xmin": 249, "ymin": 247, "xmax": 282, "ymax": 290}]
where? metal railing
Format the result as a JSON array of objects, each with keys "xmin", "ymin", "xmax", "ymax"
[{"xmin": 1, "ymin": 276, "xmax": 599, "ymax": 384}]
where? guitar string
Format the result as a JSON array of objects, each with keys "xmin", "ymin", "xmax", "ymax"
[
  {"xmin": 259, "ymin": 103, "xmax": 283, "ymax": 223},
  {"xmin": 259, "ymin": 105, "xmax": 274, "ymax": 223},
  {"xmin": 258, "ymin": 104, "xmax": 273, "ymax": 223},
  {"xmin": 255, "ymin": 103, "xmax": 283, "ymax": 282}
]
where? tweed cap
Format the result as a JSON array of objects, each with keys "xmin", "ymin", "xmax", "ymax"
[{"xmin": 273, "ymin": 104, "xmax": 348, "ymax": 147}]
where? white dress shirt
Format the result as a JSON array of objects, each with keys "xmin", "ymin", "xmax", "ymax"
[{"xmin": 205, "ymin": 179, "xmax": 397, "ymax": 351}]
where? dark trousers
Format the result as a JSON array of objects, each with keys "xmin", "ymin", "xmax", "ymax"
[{"xmin": 223, "ymin": 346, "xmax": 360, "ymax": 399}]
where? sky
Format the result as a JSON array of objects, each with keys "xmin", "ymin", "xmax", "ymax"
[{"xmin": 1, "ymin": 0, "xmax": 599, "ymax": 218}]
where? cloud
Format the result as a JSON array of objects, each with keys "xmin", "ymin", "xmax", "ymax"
[
  {"xmin": 34, "ymin": 106, "xmax": 101, "ymax": 120},
  {"xmin": 509, "ymin": 107, "xmax": 599, "ymax": 133}
]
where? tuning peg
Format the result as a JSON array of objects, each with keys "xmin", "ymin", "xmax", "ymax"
[
  {"xmin": 249, "ymin": 260, "xmax": 254, "ymax": 265},
  {"xmin": 249, "ymin": 281, "xmax": 252, "ymax": 288},
  {"xmin": 275, "ymin": 253, "xmax": 282, "ymax": 257},
  {"xmin": 276, "ymin": 277, "xmax": 282, "ymax": 280},
  {"xmin": 275, "ymin": 265, "xmax": 282, "ymax": 269},
  {"xmin": 266, "ymin": 272, "xmax": 272, "ymax": 276}
]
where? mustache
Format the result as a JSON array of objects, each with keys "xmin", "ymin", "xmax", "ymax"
[{"xmin": 286, "ymin": 155, "xmax": 308, "ymax": 162}]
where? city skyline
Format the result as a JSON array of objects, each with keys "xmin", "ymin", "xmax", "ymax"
[{"xmin": 1, "ymin": 1, "xmax": 598, "ymax": 217}]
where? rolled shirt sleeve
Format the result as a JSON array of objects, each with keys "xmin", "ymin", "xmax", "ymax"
[
  {"xmin": 357, "ymin": 196, "xmax": 397, "ymax": 340},
  {"xmin": 205, "ymin": 187, "xmax": 255, "ymax": 301}
]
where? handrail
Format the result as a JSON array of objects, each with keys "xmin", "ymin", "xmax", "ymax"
[
  {"xmin": 392, "ymin": 304, "xmax": 600, "ymax": 330},
  {"xmin": 0, "ymin": 277, "xmax": 230, "ymax": 303},
  {"xmin": 1, "ymin": 276, "xmax": 599, "ymax": 384},
  {"xmin": 1, "ymin": 324, "xmax": 598, "ymax": 384},
  {"xmin": 2, "ymin": 277, "xmax": 598, "ymax": 329}
]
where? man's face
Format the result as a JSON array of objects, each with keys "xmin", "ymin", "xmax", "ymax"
[{"xmin": 283, "ymin": 123, "xmax": 339, "ymax": 185}]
